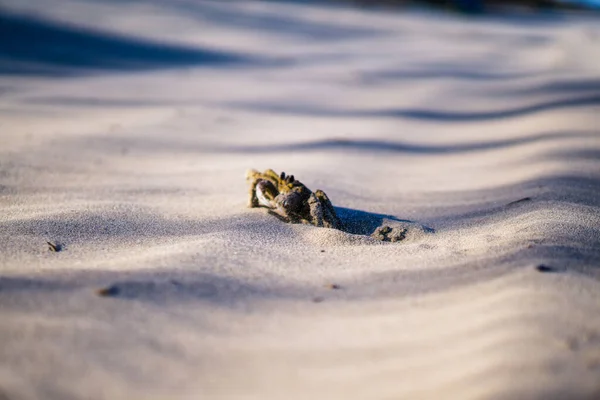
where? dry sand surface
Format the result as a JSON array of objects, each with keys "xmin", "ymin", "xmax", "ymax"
[{"xmin": 1, "ymin": 1, "xmax": 600, "ymax": 399}]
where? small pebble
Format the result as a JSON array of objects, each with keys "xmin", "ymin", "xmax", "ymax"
[
  {"xmin": 535, "ymin": 264, "xmax": 561, "ymax": 273},
  {"xmin": 97, "ymin": 285, "xmax": 120, "ymax": 297},
  {"xmin": 47, "ymin": 241, "xmax": 62, "ymax": 252}
]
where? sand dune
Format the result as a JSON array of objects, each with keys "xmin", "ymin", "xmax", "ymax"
[{"xmin": 1, "ymin": 1, "xmax": 600, "ymax": 399}]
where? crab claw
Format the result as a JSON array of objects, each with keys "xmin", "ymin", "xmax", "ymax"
[{"xmin": 256, "ymin": 180, "xmax": 279, "ymax": 208}]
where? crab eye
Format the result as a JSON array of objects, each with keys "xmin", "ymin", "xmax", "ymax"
[{"xmin": 280, "ymin": 172, "xmax": 285, "ymax": 180}]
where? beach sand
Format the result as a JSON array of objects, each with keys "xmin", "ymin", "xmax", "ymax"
[{"xmin": 1, "ymin": 1, "xmax": 600, "ymax": 399}]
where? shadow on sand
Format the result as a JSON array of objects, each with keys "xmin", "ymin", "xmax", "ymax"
[
  {"xmin": 223, "ymin": 94, "xmax": 600, "ymax": 122},
  {"xmin": 207, "ymin": 130, "xmax": 597, "ymax": 155},
  {"xmin": 0, "ymin": 12, "xmax": 261, "ymax": 76},
  {"xmin": 335, "ymin": 207, "xmax": 434, "ymax": 235},
  {"xmin": 0, "ymin": 272, "xmax": 298, "ymax": 305}
]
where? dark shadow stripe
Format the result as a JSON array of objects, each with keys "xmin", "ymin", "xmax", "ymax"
[
  {"xmin": 225, "ymin": 95, "xmax": 600, "ymax": 121},
  {"xmin": 0, "ymin": 12, "xmax": 265, "ymax": 76},
  {"xmin": 203, "ymin": 131, "xmax": 598, "ymax": 155}
]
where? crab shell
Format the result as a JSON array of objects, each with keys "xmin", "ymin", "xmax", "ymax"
[{"xmin": 256, "ymin": 179, "xmax": 306, "ymax": 217}]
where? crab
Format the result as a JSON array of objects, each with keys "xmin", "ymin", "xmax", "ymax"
[
  {"xmin": 246, "ymin": 169, "xmax": 423, "ymax": 242},
  {"xmin": 246, "ymin": 169, "xmax": 342, "ymax": 230}
]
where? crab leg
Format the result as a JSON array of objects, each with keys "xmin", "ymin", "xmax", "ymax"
[
  {"xmin": 315, "ymin": 189, "xmax": 341, "ymax": 229},
  {"xmin": 307, "ymin": 193, "xmax": 324, "ymax": 227}
]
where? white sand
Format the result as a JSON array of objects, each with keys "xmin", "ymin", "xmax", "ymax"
[{"xmin": 1, "ymin": 1, "xmax": 600, "ymax": 399}]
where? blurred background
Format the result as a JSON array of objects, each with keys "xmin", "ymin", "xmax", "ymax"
[{"xmin": 340, "ymin": 0, "xmax": 600, "ymax": 13}]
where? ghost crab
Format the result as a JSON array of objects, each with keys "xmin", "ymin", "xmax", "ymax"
[
  {"xmin": 246, "ymin": 169, "xmax": 416, "ymax": 242},
  {"xmin": 246, "ymin": 169, "xmax": 342, "ymax": 230}
]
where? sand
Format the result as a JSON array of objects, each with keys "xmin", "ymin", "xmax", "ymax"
[{"xmin": 1, "ymin": 1, "xmax": 600, "ymax": 399}]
